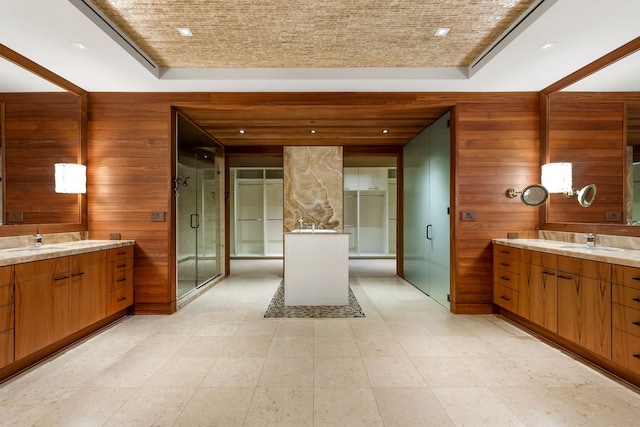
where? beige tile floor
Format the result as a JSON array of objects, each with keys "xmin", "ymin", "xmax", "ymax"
[{"xmin": 1, "ymin": 259, "xmax": 640, "ymax": 426}]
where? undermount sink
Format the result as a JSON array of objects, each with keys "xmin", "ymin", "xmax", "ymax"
[{"xmin": 556, "ymin": 245, "xmax": 626, "ymax": 253}]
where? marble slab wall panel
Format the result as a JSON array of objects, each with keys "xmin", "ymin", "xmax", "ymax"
[{"xmin": 283, "ymin": 146, "xmax": 343, "ymax": 232}]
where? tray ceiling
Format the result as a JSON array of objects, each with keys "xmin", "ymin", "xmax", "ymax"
[{"xmin": 90, "ymin": 0, "xmax": 537, "ymax": 69}]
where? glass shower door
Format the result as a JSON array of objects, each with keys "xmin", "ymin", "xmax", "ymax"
[{"xmin": 177, "ymin": 149, "xmax": 220, "ymax": 299}]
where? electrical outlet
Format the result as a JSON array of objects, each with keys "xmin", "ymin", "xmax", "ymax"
[
  {"xmin": 150, "ymin": 211, "xmax": 165, "ymax": 222},
  {"xmin": 507, "ymin": 232, "xmax": 519, "ymax": 239},
  {"xmin": 461, "ymin": 210, "xmax": 476, "ymax": 221},
  {"xmin": 109, "ymin": 233, "xmax": 121, "ymax": 240},
  {"xmin": 7, "ymin": 211, "xmax": 23, "ymax": 222},
  {"xmin": 605, "ymin": 211, "xmax": 622, "ymax": 222}
]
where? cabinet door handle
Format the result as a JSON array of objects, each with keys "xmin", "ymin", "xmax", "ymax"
[
  {"xmin": 632, "ymin": 277, "xmax": 640, "ymax": 281},
  {"xmin": 500, "ymin": 250, "xmax": 510, "ymax": 254},
  {"xmin": 500, "ymin": 276, "xmax": 510, "ymax": 281},
  {"xmin": 71, "ymin": 272, "xmax": 85, "ymax": 277},
  {"xmin": 632, "ymin": 298, "xmax": 640, "ymax": 303},
  {"xmin": 633, "ymin": 354, "xmax": 640, "ymax": 360},
  {"xmin": 117, "ymin": 278, "xmax": 127, "ymax": 283},
  {"xmin": 117, "ymin": 251, "xmax": 127, "ymax": 255},
  {"xmin": 500, "ymin": 262, "xmax": 510, "ymax": 267},
  {"xmin": 117, "ymin": 296, "xmax": 127, "ymax": 302},
  {"xmin": 500, "ymin": 295, "xmax": 511, "ymax": 301},
  {"xmin": 557, "ymin": 275, "xmax": 572, "ymax": 280},
  {"xmin": 54, "ymin": 275, "xmax": 69, "ymax": 281},
  {"xmin": 542, "ymin": 271, "xmax": 556, "ymax": 276},
  {"xmin": 117, "ymin": 263, "xmax": 127, "ymax": 268},
  {"xmin": 632, "ymin": 322, "xmax": 640, "ymax": 327}
]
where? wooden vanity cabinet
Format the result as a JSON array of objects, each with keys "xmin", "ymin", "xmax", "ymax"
[
  {"xmin": 0, "ymin": 266, "xmax": 15, "ymax": 369},
  {"xmin": 69, "ymin": 251, "xmax": 107, "ymax": 334},
  {"xmin": 612, "ymin": 265, "xmax": 640, "ymax": 372},
  {"xmin": 556, "ymin": 256, "xmax": 611, "ymax": 359},
  {"xmin": 493, "ymin": 245, "xmax": 521, "ymax": 315},
  {"xmin": 520, "ymin": 250, "xmax": 558, "ymax": 333},
  {"xmin": 107, "ymin": 246, "xmax": 134, "ymax": 316},
  {"xmin": 15, "ymin": 258, "xmax": 70, "ymax": 360}
]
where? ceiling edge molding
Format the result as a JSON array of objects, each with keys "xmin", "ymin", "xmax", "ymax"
[
  {"xmin": 467, "ymin": 0, "xmax": 559, "ymax": 78},
  {"xmin": 69, "ymin": 0, "xmax": 160, "ymax": 77}
]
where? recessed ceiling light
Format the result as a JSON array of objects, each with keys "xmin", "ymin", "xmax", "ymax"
[
  {"xmin": 177, "ymin": 28, "xmax": 193, "ymax": 37},
  {"xmin": 382, "ymin": 129, "xmax": 389, "ymax": 134},
  {"xmin": 539, "ymin": 42, "xmax": 557, "ymax": 51},
  {"xmin": 310, "ymin": 129, "xmax": 317, "ymax": 134},
  {"xmin": 434, "ymin": 28, "xmax": 450, "ymax": 37},
  {"xmin": 69, "ymin": 42, "xmax": 88, "ymax": 50},
  {"xmin": 239, "ymin": 129, "xmax": 246, "ymax": 134}
]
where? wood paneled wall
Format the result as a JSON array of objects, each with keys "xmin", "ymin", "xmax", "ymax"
[
  {"xmin": 85, "ymin": 92, "xmax": 540, "ymax": 315},
  {"xmin": 1, "ymin": 92, "xmax": 80, "ymax": 225},
  {"xmin": 548, "ymin": 97, "xmax": 625, "ymax": 224},
  {"xmin": 453, "ymin": 95, "xmax": 541, "ymax": 313}
]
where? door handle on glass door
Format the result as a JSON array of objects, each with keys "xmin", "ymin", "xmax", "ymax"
[
  {"xmin": 190, "ymin": 213, "xmax": 200, "ymax": 229},
  {"xmin": 426, "ymin": 224, "xmax": 433, "ymax": 240}
]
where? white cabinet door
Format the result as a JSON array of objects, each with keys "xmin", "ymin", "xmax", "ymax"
[
  {"xmin": 358, "ymin": 167, "xmax": 388, "ymax": 190},
  {"xmin": 344, "ymin": 168, "xmax": 359, "ymax": 190}
]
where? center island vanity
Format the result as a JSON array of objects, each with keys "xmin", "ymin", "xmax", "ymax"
[
  {"xmin": 493, "ymin": 232, "xmax": 640, "ymax": 388},
  {"xmin": 283, "ymin": 229, "xmax": 349, "ymax": 306}
]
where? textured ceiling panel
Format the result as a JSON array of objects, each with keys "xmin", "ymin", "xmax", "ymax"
[{"xmin": 92, "ymin": 0, "xmax": 537, "ymax": 68}]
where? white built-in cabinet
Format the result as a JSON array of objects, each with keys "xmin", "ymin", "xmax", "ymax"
[
  {"xmin": 231, "ymin": 168, "xmax": 283, "ymax": 257},
  {"xmin": 344, "ymin": 167, "xmax": 396, "ymax": 257}
]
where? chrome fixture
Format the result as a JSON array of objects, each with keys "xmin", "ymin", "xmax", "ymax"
[
  {"xmin": 505, "ymin": 184, "xmax": 549, "ymax": 207},
  {"xmin": 586, "ymin": 233, "xmax": 596, "ymax": 248}
]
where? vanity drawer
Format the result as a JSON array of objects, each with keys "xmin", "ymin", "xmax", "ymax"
[
  {"xmin": 612, "ymin": 328, "xmax": 640, "ymax": 373},
  {"xmin": 494, "ymin": 268, "xmax": 520, "ymax": 291},
  {"xmin": 107, "ymin": 264, "xmax": 134, "ymax": 292},
  {"xmin": 107, "ymin": 246, "xmax": 134, "ymax": 263},
  {"xmin": 0, "ymin": 284, "xmax": 13, "ymax": 307},
  {"xmin": 530, "ymin": 251, "xmax": 557, "ymax": 269},
  {"xmin": 494, "ymin": 283, "xmax": 519, "ymax": 313},
  {"xmin": 494, "ymin": 258, "xmax": 520, "ymax": 275},
  {"xmin": 107, "ymin": 283, "xmax": 133, "ymax": 315},
  {"xmin": 0, "ymin": 329, "xmax": 14, "ymax": 369},
  {"xmin": 612, "ymin": 284, "xmax": 640, "ymax": 310},
  {"xmin": 613, "ymin": 303, "xmax": 640, "ymax": 338},
  {"xmin": 612, "ymin": 265, "xmax": 640, "ymax": 289},
  {"xmin": 493, "ymin": 245, "xmax": 520, "ymax": 262},
  {"xmin": 0, "ymin": 303, "xmax": 14, "ymax": 332},
  {"xmin": 0, "ymin": 265, "xmax": 13, "ymax": 287},
  {"xmin": 558, "ymin": 256, "xmax": 610, "ymax": 281}
]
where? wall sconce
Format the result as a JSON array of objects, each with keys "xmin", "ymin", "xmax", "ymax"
[
  {"xmin": 541, "ymin": 162, "xmax": 597, "ymax": 207},
  {"xmin": 541, "ymin": 162, "xmax": 573, "ymax": 194},
  {"xmin": 55, "ymin": 163, "xmax": 87, "ymax": 194}
]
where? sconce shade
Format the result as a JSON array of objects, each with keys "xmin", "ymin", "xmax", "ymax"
[
  {"xmin": 541, "ymin": 162, "xmax": 572, "ymax": 193},
  {"xmin": 55, "ymin": 163, "xmax": 87, "ymax": 194}
]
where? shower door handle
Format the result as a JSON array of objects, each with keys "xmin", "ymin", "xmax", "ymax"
[
  {"xmin": 190, "ymin": 213, "xmax": 200, "ymax": 229},
  {"xmin": 426, "ymin": 224, "xmax": 433, "ymax": 240}
]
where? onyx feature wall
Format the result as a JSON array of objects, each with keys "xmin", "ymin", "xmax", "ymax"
[{"xmin": 283, "ymin": 146, "xmax": 343, "ymax": 232}]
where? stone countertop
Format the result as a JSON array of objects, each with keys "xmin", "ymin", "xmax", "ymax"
[
  {"xmin": 0, "ymin": 240, "xmax": 135, "ymax": 267},
  {"xmin": 493, "ymin": 238, "xmax": 640, "ymax": 269}
]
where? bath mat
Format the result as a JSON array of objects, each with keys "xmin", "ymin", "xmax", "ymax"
[{"xmin": 264, "ymin": 281, "xmax": 365, "ymax": 318}]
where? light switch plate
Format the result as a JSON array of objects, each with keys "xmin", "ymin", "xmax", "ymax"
[
  {"xmin": 605, "ymin": 211, "xmax": 622, "ymax": 222},
  {"xmin": 461, "ymin": 210, "xmax": 476, "ymax": 221},
  {"xmin": 150, "ymin": 211, "xmax": 165, "ymax": 222}
]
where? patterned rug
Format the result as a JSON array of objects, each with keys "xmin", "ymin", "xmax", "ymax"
[{"xmin": 264, "ymin": 281, "xmax": 365, "ymax": 318}]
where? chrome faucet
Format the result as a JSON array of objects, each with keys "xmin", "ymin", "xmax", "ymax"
[
  {"xmin": 298, "ymin": 218, "xmax": 304, "ymax": 230},
  {"xmin": 585, "ymin": 233, "xmax": 596, "ymax": 248}
]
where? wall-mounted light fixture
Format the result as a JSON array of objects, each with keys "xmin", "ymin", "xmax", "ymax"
[
  {"xmin": 541, "ymin": 162, "xmax": 573, "ymax": 194},
  {"xmin": 540, "ymin": 162, "xmax": 597, "ymax": 207},
  {"xmin": 55, "ymin": 163, "xmax": 87, "ymax": 194}
]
